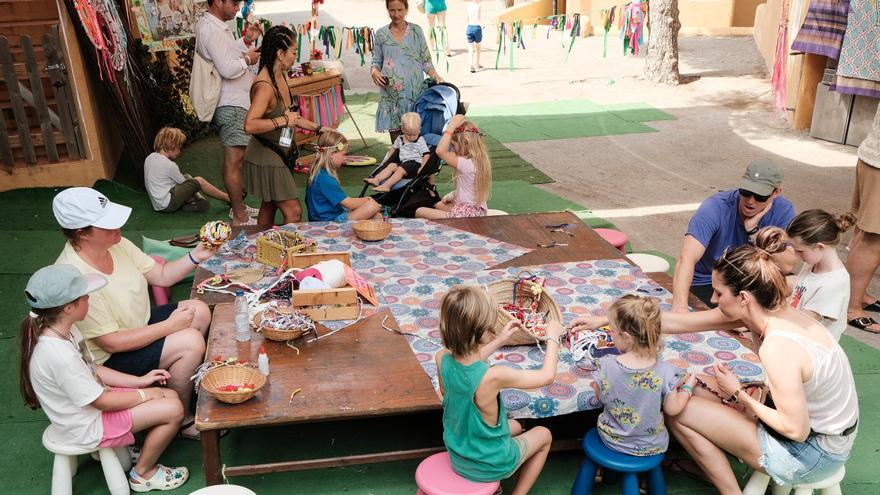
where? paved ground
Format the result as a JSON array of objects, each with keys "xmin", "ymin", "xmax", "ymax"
[{"xmin": 258, "ymin": 0, "xmax": 880, "ymax": 345}]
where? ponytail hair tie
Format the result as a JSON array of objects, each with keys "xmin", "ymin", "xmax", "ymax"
[{"xmin": 28, "ymin": 311, "xmax": 39, "ymax": 318}]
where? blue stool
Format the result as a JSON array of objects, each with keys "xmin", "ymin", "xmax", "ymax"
[{"xmin": 571, "ymin": 429, "xmax": 666, "ymax": 495}]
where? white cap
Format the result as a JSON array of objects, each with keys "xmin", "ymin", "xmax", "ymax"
[{"xmin": 52, "ymin": 187, "xmax": 132, "ymax": 230}]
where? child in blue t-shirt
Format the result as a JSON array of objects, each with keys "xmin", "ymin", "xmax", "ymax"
[{"xmin": 305, "ymin": 131, "xmax": 382, "ymax": 222}]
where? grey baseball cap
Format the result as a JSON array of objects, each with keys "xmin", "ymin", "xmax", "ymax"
[
  {"xmin": 737, "ymin": 159, "xmax": 784, "ymax": 196},
  {"xmin": 25, "ymin": 264, "xmax": 107, "ymax": 309}
]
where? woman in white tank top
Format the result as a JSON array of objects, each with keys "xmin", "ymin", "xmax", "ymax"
[{"xmin": 657, "ymin": 244, "xmax": 859, "ymax": 493}]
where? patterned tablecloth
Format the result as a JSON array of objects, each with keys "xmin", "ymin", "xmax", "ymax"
[{"xmin": 201, "ymin": 220, "xmax": 763, "ymax": 419}]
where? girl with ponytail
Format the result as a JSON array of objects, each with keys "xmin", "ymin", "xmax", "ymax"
[
  {"xmin": 243, "ymin": 25, "xmax": 328, "ymax": 226},
  {"xmin": 572, "ymin": 295, "xmax": 697, "ymax": 457},
  {"xmin": 659, "ymin": 244, "xmax": 858, "ymax": 493},
  {"xmin": 757, "ymin": 210, "xmax": 857, "ymax": 338}
]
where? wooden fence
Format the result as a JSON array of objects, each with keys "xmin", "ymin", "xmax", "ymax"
[{"xmin": 0, "ymin": 25, "xmax": 82, "ymax": 168}]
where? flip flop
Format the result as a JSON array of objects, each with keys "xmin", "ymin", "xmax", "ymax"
[
  {"xmin": 863, "ymin": 301, "xmax": 880, "ymax": 313},
  {"xmin": 169, "ymin": 234, "xmax": 199, "ymax": 248},
  {"xmin": 849, "ymin": 316, "xmax": 880, "ymax": 333},
  {"xmin": 178, "ymin": 421, "xmax": 228, "ymax": 441}
]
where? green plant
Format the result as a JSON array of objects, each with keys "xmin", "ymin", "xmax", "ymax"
[{"xmin": 134, "ymin": 39, "xmax": 213, "ymax": 143}]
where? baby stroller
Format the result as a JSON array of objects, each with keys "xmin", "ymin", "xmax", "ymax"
[{"xmin": 358, "ymin": 81, "xmax": 464, "ymax": 217}]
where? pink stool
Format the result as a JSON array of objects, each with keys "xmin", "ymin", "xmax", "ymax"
[
  {"xmin": 594, "ymin": 228, "xmax": 628, "ymax": 254},
  {"xmin": 415, "ymin": 452, "xmax": 500, "ymax": 495},
  {"xmin": 149, "ymin": 255, "xmax": 171, "ymax": 306}
]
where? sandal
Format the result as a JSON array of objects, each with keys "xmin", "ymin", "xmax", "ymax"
[
  {"xmin": 178, "ymin": 421, "xmax": 228, "ymax": 441},
  {"xmin": 863, "ymin": 301, "xmax": 880, "ymax": 313},
  {"xmin": 128, "ymin": 464, "xmax": 189, "ymax": 492},
  {"xmin": 848, "ymin": 316, "xmax": 880, "ymax": 333},
  {"xmin": 169, "ymin": 234, "xmax": 199, "ymax": 248}
]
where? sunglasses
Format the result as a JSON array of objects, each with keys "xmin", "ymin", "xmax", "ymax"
[{"xmin": 738, "ymin": 188, "xmax": 773, "ymax": 203}]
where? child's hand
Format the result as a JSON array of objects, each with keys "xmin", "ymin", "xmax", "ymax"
[
  {"xmin": 714, "ymin": 363, "xmax": 742, "ymax": 399},
  {"xmin": 140, "ymin": 369, "xmax": 171, "ymax": 387},
  {"xmin": 544, "ymin": 320, "xmax": 564, "ymax": 341},
  {"xmin": 568, "ymin": 315, "xmax": 607, "ymax": 333},
  {"xmin": 449, "ymin": 114, "xmax": 467, "ymax": 129},
  {"xmin": 192, "ymin": 243, "xmax": 217, "ymax": 261},
  {"xmin": 499, "ymin": 320, "xmax": 522, "ymax": 341},
  {"xmin": 684, "ymin": 372, "xmax": 698, "ymax": 389}
]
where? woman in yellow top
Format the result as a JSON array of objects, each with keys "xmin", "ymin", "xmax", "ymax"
[{"xmin": 52, "ymin": 187, "xmax": 215, "ymax": 440}]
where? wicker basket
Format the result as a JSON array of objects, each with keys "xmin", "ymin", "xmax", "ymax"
[
  {"xmin": 352, "ymin": 221, "xmax": 392, "ymax": 242},
  {"xmin": 254, "ymin": 310, "xmax": 311, "ymax": 342},
  {"xmin": 201, "ymin": 365, "xmax": 267, "ymax": 404},
  {"xmin": 485, "ymin": 276, "xmax": 562, "ymax": 346},
  {"xmin": 256, "ymin": 230, "xmax": 316, "ymax": 268}
]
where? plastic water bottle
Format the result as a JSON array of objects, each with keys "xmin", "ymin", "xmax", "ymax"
[
  {"xmin": 279, "ymin": 127, "xmax": 293, "ymax": 147},
  {"xmin": 234, "ymin": 291, "xmax": 251, "ymax": 342},
  {"xmin": 258, "ymin": 346, "xmax": 270, "ymax": 376}
]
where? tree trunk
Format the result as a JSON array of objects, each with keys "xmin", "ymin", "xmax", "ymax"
[{"xmin": 645, "ymin": 0, "xmax": 681, "ymax": 85}]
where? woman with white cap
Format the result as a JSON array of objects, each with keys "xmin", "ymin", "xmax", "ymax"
[
  {"xmin": 20, "ymin": 264, "xmax": 189, "ymax": 492},
  {"xmin": 52, "ymin": 187, "xmax": 214, "ymax": 440}
]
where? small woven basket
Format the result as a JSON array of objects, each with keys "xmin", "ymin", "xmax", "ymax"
[
  {"xmin": 254, "ymin": 310, "xmax": 311, "ymax": 342},
  {"xmin": 352, "ymin": 221, "xmax": 392, "ymax": 242},
  {"xmin": 256, "ymin": 230, "xmax": 316, "ymax": 268},
  {"xmin": 201, "ymin": 365, "xmax": 267, "ymax": 404},
  {"xmin": 485, "ymin": 275, "xmax": 562, "ymax": 346}
]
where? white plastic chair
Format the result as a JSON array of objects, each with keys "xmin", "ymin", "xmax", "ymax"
[
  {"xmin": 743, "ymin": 466, "xmax": 845, "ymax": 495},
  {"xmin": 42, "ymin": 425, "xmax": 131, "ymax": 495}
]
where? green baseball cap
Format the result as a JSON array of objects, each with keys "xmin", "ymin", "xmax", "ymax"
[
  {"xmin": 25, "ymin": 264, "xmax": 107, "ymax": 309},
  {"xmin": 737, "ymin": 159, "xmax": 784, "ymax": 196}
]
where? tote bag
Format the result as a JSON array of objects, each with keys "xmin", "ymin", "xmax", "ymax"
[{"xmin": 189, "ymin": 38, "xmax": 221, "ymax": 122}]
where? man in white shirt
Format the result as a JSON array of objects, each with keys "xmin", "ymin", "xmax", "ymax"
[{"xmin": 195, "ymin": 0, "xmax": 260, "ymax": 225}]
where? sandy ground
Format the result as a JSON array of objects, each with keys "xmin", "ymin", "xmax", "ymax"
[{"xmin": 257, "ymin": 0, "xmax": 880, "ymax": 345}]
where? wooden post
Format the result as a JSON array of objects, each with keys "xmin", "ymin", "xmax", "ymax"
[
  {"xmin": 0, "ymin": 36, "xmax": 37, "ymax": 164},
  {"xmin": 22, "ymin": 35, "xmax": 59, "ymax": 162}
]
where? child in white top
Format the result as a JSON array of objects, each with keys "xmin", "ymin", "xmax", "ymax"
[
  {"xmin": 466, "ymin": 0, "xmax": 484, "ymax": 72},
  {"xmin": 21, "ymin": 264, "xmax": 189, "ymax": 492},
  {"xmin": 365, "ymin": 112, "xmax": 430, "ymax": 192},
  {"xmin": 416, "ymin": 114, "xmax": 492, "ymax": 219},
  {"xmin": 144, "ymin": 127, "xmax": 233, "ymax": 214},
  {"xmin": 756, "ymin": 209, "xmax": 856, "ymax": 339}
]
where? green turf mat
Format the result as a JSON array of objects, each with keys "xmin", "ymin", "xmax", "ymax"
[{"xmin": 465, "ymin": 99, "xmax": 676, "ymax": 143}]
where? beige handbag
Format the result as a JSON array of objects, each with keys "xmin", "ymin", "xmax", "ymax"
[{"xmin": 189, "ymin": 39, "xmax": 221, "ymax": 122}]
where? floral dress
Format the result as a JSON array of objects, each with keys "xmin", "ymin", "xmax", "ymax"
[
  {"xmin": 592, "ymin": 354, "xmax": 683, "ymax": 456},
  {"xmin": 372, "ymin": 22, "xmax": 435, "ymax": 132}
]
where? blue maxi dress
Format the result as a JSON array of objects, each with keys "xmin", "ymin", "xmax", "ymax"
[{"xmin": 371, "ymin": 22, "xmax": 435, "ymax": 132}]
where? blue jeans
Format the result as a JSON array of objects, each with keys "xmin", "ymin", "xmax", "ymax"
[{"xmin": 757, "ymin": 423, "xmax": 849, "ymax": 486}]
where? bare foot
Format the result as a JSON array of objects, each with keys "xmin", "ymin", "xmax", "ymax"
[
  {"xmin": 364, "ymin": 177, "xmax": 379, "ymax": 186},
  {"xmin": 373, "ymin": 185, "xmax": 391, "ymax": 193}
]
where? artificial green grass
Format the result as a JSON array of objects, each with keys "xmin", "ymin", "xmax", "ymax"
[{"xmin": 465, "ymin": 98, "xmax": 676, "ymax": 143}]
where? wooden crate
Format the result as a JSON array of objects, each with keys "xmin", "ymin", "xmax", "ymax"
[{"xmin": 288, "ymin": 251, "xmax": 358, "ymax": 321}]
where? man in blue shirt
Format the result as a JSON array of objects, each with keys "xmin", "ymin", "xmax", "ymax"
[{"xmin": 671, "ymin": 160, "xmax": 797, "ymax": 311}]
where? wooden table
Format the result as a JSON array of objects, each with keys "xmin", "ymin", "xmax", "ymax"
[{"xmin": 194, "ymin": 211, "xmax": 707, "ymax": 484}]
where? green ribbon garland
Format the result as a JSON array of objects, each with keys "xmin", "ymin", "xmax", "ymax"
[{"xmin": 495, "ymin": 22, "xmax": 503, "ymax": 70}]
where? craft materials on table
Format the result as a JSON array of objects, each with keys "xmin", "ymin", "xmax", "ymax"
[
  {"xmin": 487, "ymin": 272, "xmax": 560, "ymax": 347},
  {"xmin": 568, "ymin": 326, "xmax": 620, "ymax": 364},
  {"xmin": 200, "ymin": 220, "xmax": 232, "ymax": 248},
  {"xmin": 389, "ymin": 259, "xmax": 764, "ymax": 419},
  {"xmin": 253, "ymin": 301, "xmax": 317, "ymax": 342},
  {"xmin": 255, "ymin": 228, "xmax": 317, "ymax": 270},
  {"xmin": 200, "ymin": 219, "xmax": 532, "ymax": 331}
]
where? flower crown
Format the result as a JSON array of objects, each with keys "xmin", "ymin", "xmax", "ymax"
[{"xmin": 313, "ymin": 141, "xmax": 346, "ymax": 152}]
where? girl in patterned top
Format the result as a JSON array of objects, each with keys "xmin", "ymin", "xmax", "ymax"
[{"xmin": 585, "ymin": 295, "xmax": 696, "ymax": 456}]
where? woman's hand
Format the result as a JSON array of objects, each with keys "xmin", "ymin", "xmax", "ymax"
[
  {"xmin": 371, "ymin": 68, "xmax": 388, "ymax": 87},
  {"xmin": 192, "ymin": 243, "xmax": 217, "ymax": 263},
  {"xmin": 714, "ymin": 363, "xmax": 742, "ymax": 399},
  {"xmin": 568, "ymin": 315, "xmax": 608, "ymax": 334},
  {"xmin": 140, "ymin": 369, "xmax": 171, "ymax": 388},
  {"xmin": 283, "ymin": 111, "xmax": 301, "ymax": 128},
  {"xmin": 168, "ymin": 306, "xmax": 196, "ymax": 331}
]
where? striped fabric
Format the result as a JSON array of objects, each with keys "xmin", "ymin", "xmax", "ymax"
[{"xmin": 790, "ymin": 0, "xmax": 850, "ymax": 59}]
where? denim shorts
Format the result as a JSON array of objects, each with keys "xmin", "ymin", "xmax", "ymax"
[
  {"xmin": 466, "ymin": 25, "xmax": 483, "ymax": 44},
  {"xmin": 757, "ymin": 423, "xmax": 849, "ymax": 486}
]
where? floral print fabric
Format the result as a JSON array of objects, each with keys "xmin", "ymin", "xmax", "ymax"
[
  {"xmin": 592, "ymin": 355, "xmax": 683, "ymax": 456},
  {"xmin": 372, "ymin": 22, "xmax": 435, "ymax": 132}
]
